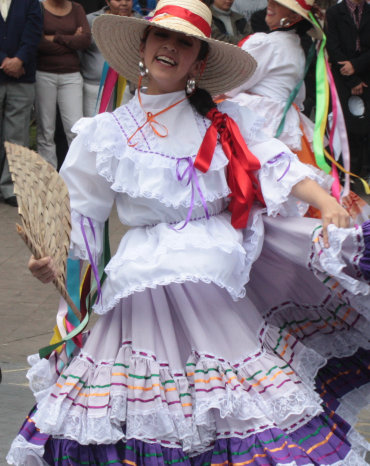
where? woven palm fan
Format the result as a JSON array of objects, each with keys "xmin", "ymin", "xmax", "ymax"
[{"xmin": 5, "ymin": 142, "xmax": 80, "ymax": 321}]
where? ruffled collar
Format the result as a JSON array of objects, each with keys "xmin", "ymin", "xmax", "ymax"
[{"xmin": 138, "ymin": 89, "xmax": 188, "ymax": 113}]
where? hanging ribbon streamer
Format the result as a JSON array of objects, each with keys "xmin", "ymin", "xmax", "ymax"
[
  {"xmin": 275, "ymin": 41, "xmax": 316, "ymax": 139},
  {"xmin": 38, "ymin": 219, "xmax": 112, "ymax": 359},
  {"xmin": 195, "ymin": 108, "xmax": 264, "ymax": 229},
  {"xmin": 171, "ymin": 157, "xmax": 209, "ymax": 231},
  {"xmin": 309, "ymin": 14, "xmax": 332, "ymax": 175},
  {"xmin": 96, "ymin": 62, "xmax": 127, "ymax": 114}
]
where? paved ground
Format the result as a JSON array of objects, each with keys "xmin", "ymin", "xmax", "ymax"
[{"xmin": 0, "ymin": 191, "xmax": 369, "ymax": 464}]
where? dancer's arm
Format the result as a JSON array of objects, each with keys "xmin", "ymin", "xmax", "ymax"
[{"xmin": 291, "ymin": 177, "xmax": 350, "ymax": 247}]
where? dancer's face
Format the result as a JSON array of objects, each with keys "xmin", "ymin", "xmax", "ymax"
[
  {"xmin": 265, "ymin": 0, "xmax": 300, "ymax": 30},
  {"xmin": 140, "ymin": 27, "xmax": 203, "ymax": 95}
]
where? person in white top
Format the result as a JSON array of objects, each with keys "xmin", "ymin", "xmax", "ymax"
[
  {"xmin": 227, "ymin": 0, "xmax": 320, "ymax": 152},
  {"xmin": 7, "ymin": 1, "xmax": 370, "ymax": 465}
]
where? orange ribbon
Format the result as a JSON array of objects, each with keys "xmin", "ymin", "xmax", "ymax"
[
  {"xmin": 127, "ymin": 76, "xmax": 188, "ymax": 146},
  {"xmin": 194, "ymin": 108, "xmax": 264, "ymax": 229}
]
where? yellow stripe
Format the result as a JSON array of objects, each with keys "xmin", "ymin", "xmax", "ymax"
[
  {"xmin": 194, "ymin": 377, "xmax": 223, "ymax": 384},
  {"xmin": 251, "ymin": 375, "xmax": 268, "ymax": 388},
  {"xmin": 270, "ymin": 370, "xmax": 284, "ymax": 382},
  {"xmin": 306, "ymin": 426, "xmax": 335, "ymax": 454}
]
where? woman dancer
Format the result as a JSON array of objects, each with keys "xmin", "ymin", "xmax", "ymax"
[
  {"xmin": 7, "ymin": 0, "xmax": 370, "ymax": 464},
  {"xmin": 227, "ymin": 0, "xmax": 370, "ymax": 219},
  {"xmin": 226, "ymin": 0, "xmax": 318, "ymax": 153}
]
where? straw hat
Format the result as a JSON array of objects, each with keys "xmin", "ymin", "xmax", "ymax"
[
  {"xmin": 274, "ymin": 0, "xmax": 323, "ymax": 38},
  {"xmin": 92, "ymin": 0, "xmax": 257, "ymax": 96}
]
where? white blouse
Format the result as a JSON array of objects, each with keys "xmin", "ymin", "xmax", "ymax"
[
  {"xmin": 60, "ymin": 90, "xmax": 322, "ymax": 314},
  {"xmin": 227, "ymin": 31, "xmax": 312, "ymax": 151}
]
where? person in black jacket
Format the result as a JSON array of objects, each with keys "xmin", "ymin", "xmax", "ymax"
[
  {"xmin": 326, "ymin": 0, "xmax": 370, "ymax": 181},
  {"xmin": 0, "ymin": 0, "xmax": 42, "ymax": 206}
]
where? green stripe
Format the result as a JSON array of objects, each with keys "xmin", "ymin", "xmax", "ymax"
[
  {"xmin": 162, "ymin": 379, "xmax": 175, "ymax": 385},
  {"xmin": 194, "ymin": 368, "xmax": 219, "ymax": 374},
  {"xmin": 128, "ymin": 373, "xmax": 160, "ymax": 380},
  {"xmin": 298, "ymin": 416, "xmax": 329, "ymax": 445},
  {"xmin": 246, "ymin": 370, "xmax": 263, "ymax": 381},
  {"xmin": 266, "ymin": 365, "xmax": 278, "ymax": 376}
]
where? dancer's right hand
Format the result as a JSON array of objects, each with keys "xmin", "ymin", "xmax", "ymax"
[{"xmin": 28, "ymin": 255, "xmax": 57, "ymax": 284}]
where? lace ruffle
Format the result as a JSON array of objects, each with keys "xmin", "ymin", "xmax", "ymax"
[
  {"xmin": 93, "ymin": 212, "xmax": 265, "ymax": 313},
  {"xmin": 25, "ymin": 324, "xmax": 328, "ymax": 449},
  {"xmin": 6, "ymin": 435, "xmax": 46, "ymax": 466},
  {"xmin": 310, "ymin": 223, "xmax": 370, "ymax": 320}
]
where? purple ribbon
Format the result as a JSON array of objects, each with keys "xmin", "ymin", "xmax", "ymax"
[
  {"xmin": 80, "ymin": 215, "xmax": 102, "ymax": 303},
  {"xmin": 267, "ymin": 152, "xmax": 291, "ymax": 182},
  {"xmin": 172, "ymin": 157, "xmax": 209, "ymax": 231}
]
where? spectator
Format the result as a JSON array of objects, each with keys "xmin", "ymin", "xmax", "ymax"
[
  {"xmin": 326, "ymin": 0, "xmax": 370, "ymax": 183},
  {"xmin": 36, "ymin": 0, "xmax": 91, "ymax": 169},
  {"xmin": 80, "ymin": 0, "xmax": 141, "ymax": 117},
  {"xmin": 0, "ymin": 0, "xmax": 42, "ymax": 207},
  {"xmin": 210, "ymin": 0, "xmax": 252, "ymax": 43}
]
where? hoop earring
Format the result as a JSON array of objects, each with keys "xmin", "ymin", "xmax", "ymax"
[
  {"xmin": 280, "ymin": 17, "xmax": 291, "ymax": 27},
  {"xmin": 138, "ymin": 60, "xmax": 148, "ymax": 77},
  {"xmin": 186, "ymin": 78, "xmax": 196, "ymax": 95}
]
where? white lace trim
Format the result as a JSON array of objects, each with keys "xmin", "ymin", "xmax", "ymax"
[
  {"xmin": 6, "ymin": 434, "xmax": 46, "ymax": 466},
  {"xmin": 259, "ymin": 152, "xmax": 325, "ymax": 218},
  {"xmin": 93, "ymin": 212, "xmax": 264, "ymax": 313},
  {"xmin": 310, "ymin": 224, "xmax": 370, "ymax": 320},
  {"xmin": 25, "ymin": 331, "xmax": 329, "ymax": 448},
  {"xmin": 336, "ymin": 382, "xmax": 370, "ymax": 427}
]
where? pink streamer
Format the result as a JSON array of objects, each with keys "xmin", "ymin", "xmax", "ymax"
[
  {"xmin": 325, "ymin": 58, "xmax": 350, "ymax": 198},
  {"xmin": 99, "ymin": 67, "xmax": 119, "ymax": 113}
]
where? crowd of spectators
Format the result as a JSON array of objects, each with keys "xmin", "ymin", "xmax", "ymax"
[{"xmin": 0, "ymin": 0, "xmax": 369, "ymax": 208}]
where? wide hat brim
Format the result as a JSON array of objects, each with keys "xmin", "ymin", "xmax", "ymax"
[
  {"xmin": 92, "ymin": 14, "xmax": 257, "ymax": 96},
  {"xmin": 274, "ymin": 0, "xmax": 323, "ymax": 38}
]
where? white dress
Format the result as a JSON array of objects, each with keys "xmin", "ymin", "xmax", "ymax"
[
  {"xmin": 227, "ymin": 31, "xmax": 313, "ymax": 152},
  {"xmin": 7, "ymin": 90, "xmax": 370, "ymax": 465}
]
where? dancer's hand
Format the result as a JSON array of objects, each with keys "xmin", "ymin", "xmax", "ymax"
[
  {"xmin": 28, "ymin": 255, "xmax": 57, "ymax": 284},
  {"xmin": 317, "ymin": 195, "xmax": 350, "ymax": 248},
  {"xmin": 291, "ymin": 178, "xmax": 350, "ymax": 248}
]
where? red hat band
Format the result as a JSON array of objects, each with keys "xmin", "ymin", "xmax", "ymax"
[{"xmin": 151, "ymin": 5, "xmax": 212, "ymax": 37}]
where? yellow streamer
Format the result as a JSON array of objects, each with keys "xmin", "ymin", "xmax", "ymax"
[
  {"xmin": 323, "ymin": 149, "xmax": 370, "ymax": 195},
  {"xmin": 116, "ymin": 76, "xmax": 127, "ymax": 108}
]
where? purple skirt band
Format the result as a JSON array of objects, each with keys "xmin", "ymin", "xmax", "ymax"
[
  {"xmin": 20, "ymin": 410, "xmax": 351, "ymax": 466},
  {"xmin": 359, "ymin": 220, "xmax": 370, "ymax": 280}
]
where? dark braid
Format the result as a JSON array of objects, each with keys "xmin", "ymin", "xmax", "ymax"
[
  {"xmin": 188, "ymin": 87, "xmax": 216, "ymax": 117},
  {"xmin": 188, "ymin": 41, "xmax": 217, "ymax": 117}
]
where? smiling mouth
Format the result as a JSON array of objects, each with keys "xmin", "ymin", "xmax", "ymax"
[{"xmin": 156, "ymin": 56, "xmax": 177, "ymax": 66}]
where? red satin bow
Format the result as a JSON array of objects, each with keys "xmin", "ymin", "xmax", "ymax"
[{"xmin": 194, "ymin": 108, "xmax": 264, "ymax": 229}]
